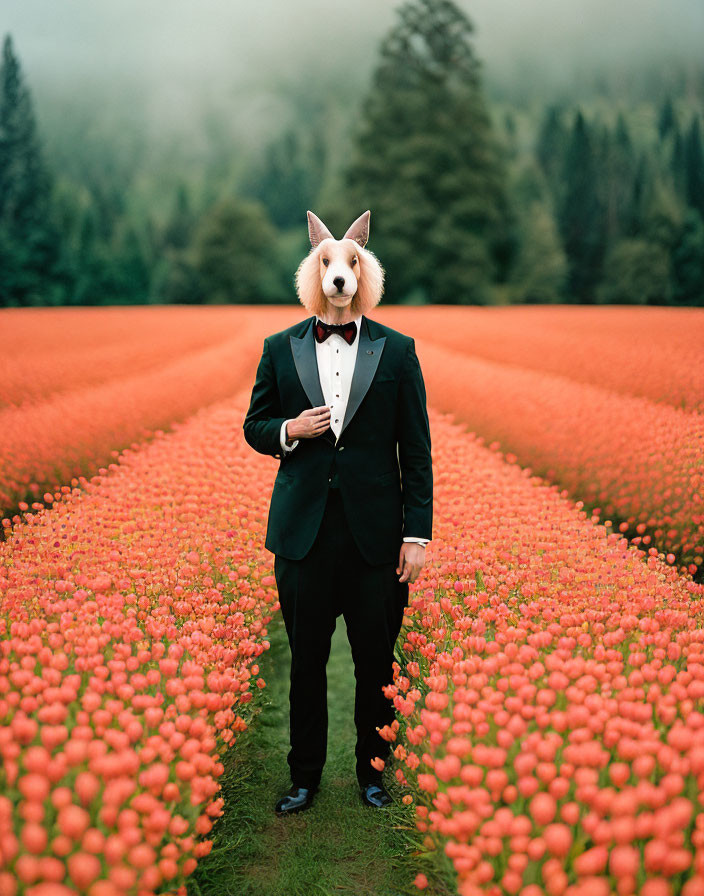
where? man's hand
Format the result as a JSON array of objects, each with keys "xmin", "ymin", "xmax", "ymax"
[
  {"xmin": 397, "ymin": 542, "xmax": 426, "ymax": 584},
  {"xmin": 286, "ymin": 406, "xmax": 331, "ymax": 444}
]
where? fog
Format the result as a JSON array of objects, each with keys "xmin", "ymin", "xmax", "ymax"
[{"xmin": 2, "ymin": 0, "xmax": 703, "ymax": 146}]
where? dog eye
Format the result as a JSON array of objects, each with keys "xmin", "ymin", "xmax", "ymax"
[
  {"xmin": 322, "ymin": 258, "xmax": 329, "ymax": 266},
  {"xmin": 351, "ymin": 257, "xmax": 357, "ymax": 266}
]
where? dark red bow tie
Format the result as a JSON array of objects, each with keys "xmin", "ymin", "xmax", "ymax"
[{"xmin": 314, "ymin": 319, "xmax": 357, "ymax": 346}]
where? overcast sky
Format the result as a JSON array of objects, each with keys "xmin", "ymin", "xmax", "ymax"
[{"xmin": 3, "ymin": 1, "xmax": 702, "ymax": 144}]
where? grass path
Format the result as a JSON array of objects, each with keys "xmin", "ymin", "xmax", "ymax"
[{"xmin": 188, "ymin": 612, "xmax": 458, "ymax": 896}]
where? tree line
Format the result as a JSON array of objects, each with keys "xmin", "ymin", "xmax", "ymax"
[{"xmin": 1, "ymin": 0, "xmax": 703, "ymax": 307}]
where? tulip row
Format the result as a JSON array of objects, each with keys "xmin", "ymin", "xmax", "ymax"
[
  {"xmin": 414, "ymin": 339, "xmax": 704, "ymax": 578},
  {"xmin": 0, "ymin": 391, "xmax": 279, "ymax": 895},
  {"xmin": 377, "ymin": 408, "xmax": 704, "ymax": 896},
  {"xmin": 0, "ymin": 318, "xmax": 280, "ymax": 519},
  {"xmin": 6, "ymin": 306, "xmax": 700, "ymax": 415},
  {"xmin": 0, "ymin": 307, "xmax": 244, "ymax": 410},
  {"xmin": 377, "ymin": 305, "xmax": 704, "ymax": 413}
]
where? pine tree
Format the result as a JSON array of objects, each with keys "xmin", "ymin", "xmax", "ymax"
[
  {"xmin": 597, "ymin": 238, "xmax": 671, "ymax": 305},
  {"xmin": 153, "ymin": 184, "xmax": 199, "ymax": 304},
  {"xmin": 557, "ymin": 111, "xmax": 607, "ymax": 302},
  {"xmin": 164, "ymin": 184, "xmax": 194, "ymax": 251},
  {"xmin": 509, "ymin": 161, "xmax": 566, "ymax": 303},
  {"xmin": 639, "ymin": 175, "xmax": 683, "ymax": 254},
  {"xmin": 684, "ymin": 115, "xmax": 704, "ymax": 220},
  {"xmin": 600, "ymin": 114, "xmax": 636, "ymax": 243},
  {"xmin": 246, "ymin": 123, "xmax": 328, "ymax": 231},
  {"xmin": 625, "ymin": 152, "xmax": 650, "ymax": 237},
  {"xmin": 193, "ymin": 197, "xmax": 279, "ymax": 304},
  {"xmin": 0, "ymin": 34, "xmax": 61, "ymax": 305},
  {"xmin": 657, "ymin": 96, "xmax": 676, "ymax": 140},
  {"xmin": 671, "ymin": 127, "xmax": 687, "ymax": 201},
  {"xmin": 536, "ymin": 103, "xmax": 569, "ymax": 207},
  {"xmin": 671, "ymin": 209, "xmax": 704, "ymax": 306},
  {"xmin": 512, "ymin": 200, "xmax": 567, "ymax": 304},
  {"xmin": 340, "ymin": 0, "xmax": 513, "ymax": 304}
]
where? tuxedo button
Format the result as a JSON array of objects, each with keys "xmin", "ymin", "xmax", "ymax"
[{"xmin": 339, "ymin": 446, "xmax": 344, "ymax": 451}]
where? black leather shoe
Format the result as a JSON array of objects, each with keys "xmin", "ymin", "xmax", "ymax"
[
  {"xmin": 360, "ymin": 781, "xmax": 393, "ymax": 808},
  {"xmin": 274, "ymin": 784, "xmax": 318, "ymax": 816}
]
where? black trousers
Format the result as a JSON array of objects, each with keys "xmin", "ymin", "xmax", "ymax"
[{"xmin": 273, "ymin": 485, "xmax": 409, "ymax": 789}]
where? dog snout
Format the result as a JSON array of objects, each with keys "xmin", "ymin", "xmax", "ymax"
[{"xmin": 333, "ymin": 276, "xmax": 346, "ymax": 291}]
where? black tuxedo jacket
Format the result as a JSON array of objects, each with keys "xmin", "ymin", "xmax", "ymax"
[{"xmin": 242, "ymin": 314, "xmax": 433, "ymax": 566}]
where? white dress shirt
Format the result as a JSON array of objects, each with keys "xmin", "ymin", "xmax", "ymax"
[{"xmin": 279, "ymin": 314, "xmax": 429, "ymax": 547}]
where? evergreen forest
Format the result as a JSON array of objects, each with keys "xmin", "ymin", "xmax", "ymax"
[{"xmin": 1, "ymin": 0, "xmax": 703, "ymax": 308}]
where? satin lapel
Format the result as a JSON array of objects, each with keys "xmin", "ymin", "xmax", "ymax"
[
  {"xmin": 290, "ymin": 317, "xmax": 324, "ymax": 407},
  {"xmin": 289, "ymin": 317, "xmax": 335, "ymax": 447},
  {"xmin": 340, "ymin": 315, "xmax": 386, "ymax": 437}
]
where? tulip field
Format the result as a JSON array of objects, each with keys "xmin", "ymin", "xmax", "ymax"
[
  {"xmin": 1, "ymin": 305, "xmax": 703, "ymax": 896},
  {"xmin": 382, "ymin": 409, "xmax": 704, "ymax": 896},
  {"xmin": 0, "ymin": 387, "xmax": 280, "ymax": 895},
  {"xmin": 0, "ymin": 308, "xmax": 285, "ymax": 517}
]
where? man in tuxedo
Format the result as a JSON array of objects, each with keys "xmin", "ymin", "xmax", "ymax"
[{"xmin": 243, "ymin": 210, "xmax": 432, "ymax": 816}]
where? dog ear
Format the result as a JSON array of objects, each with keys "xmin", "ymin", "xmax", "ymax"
[
  {"xmin": 353, "ymin": 245, "xmax": 385, "ymax": 315},
  {"xmin": 342, "ymin": 210, "xmax": 371, "ymax": 247},
  {"xmin": 307, "ymin": 210, "xmax": 334, "ymax": 248},
  {"xmin": 295, "ymin": 251, "xmax": 327, "ymax": 317}
]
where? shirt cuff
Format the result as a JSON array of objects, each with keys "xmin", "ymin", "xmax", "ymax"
[
  {"xmin": 280, "ymin": 419, "xmax": 299, "ymax": 453},
  {"xmin": 403, "ymin": 537, "xmax": 430, "ymax": 546}
]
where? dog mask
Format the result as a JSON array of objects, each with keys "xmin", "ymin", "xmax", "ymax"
[{"xmin": 295, "ymin": 210, "xmax": 385, "ymax": 319}]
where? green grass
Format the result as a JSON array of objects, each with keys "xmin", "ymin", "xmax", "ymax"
[{"xmin": 187, "ymin": 613, "xmax": 458, "ymax": 896}]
